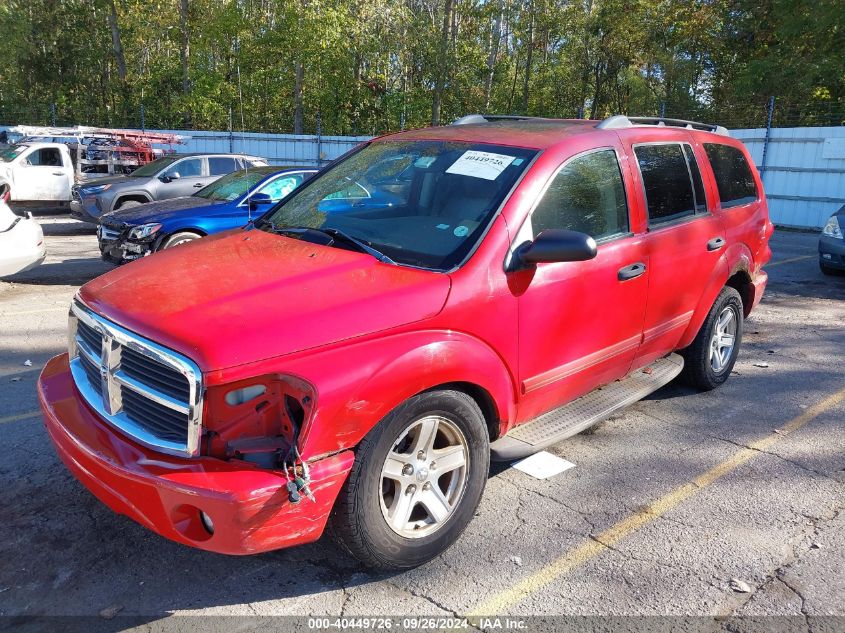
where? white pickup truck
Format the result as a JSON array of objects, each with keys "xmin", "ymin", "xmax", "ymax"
[{"xmin": 0, "ymin": 142, "xmax": 75, "ymax": 211}]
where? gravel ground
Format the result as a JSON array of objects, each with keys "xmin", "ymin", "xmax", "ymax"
[{"xmin": 0, "ymin": 219, "xmax": 842, "ymax": 632}]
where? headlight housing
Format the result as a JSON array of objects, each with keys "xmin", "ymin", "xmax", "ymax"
[
  {"xmin": 127, "ymin": 223, "xmax": 162, "ymax": 240},
  {"xmin": 821, "ymin": 216, "xmax": 843, "ymax": 240},
  {"xmin": 82, "ymin": 184, "xmax": 111, "ymax": 195}
]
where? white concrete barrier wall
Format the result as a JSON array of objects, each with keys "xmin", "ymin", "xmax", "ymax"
[
  {"xmin": 150, "ymin": 129, "xmax": 373, "ymax": 168},
  {"xmin": 730, "ymin": 127, "xmax": 845, "ymax": 229}
]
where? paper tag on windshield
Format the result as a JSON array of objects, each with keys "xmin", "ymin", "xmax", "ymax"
[{"xmin": 446, "ymin": 150, "xmax": 515, "ymax": 180}]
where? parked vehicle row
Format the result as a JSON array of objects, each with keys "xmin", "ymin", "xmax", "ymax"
[
  {"xmin": 38, "ymin": 114, "xmax": 775, "ymax": 570},
  {"xmin": 98, "ymin": 165, "xmax": 316, "ymax": 263},
  {"xmin": 0, "ymin": 126, "xmax": 187, "ymax": 212},
  {"xmin": 71, "ymin": 152, "xmax": 268, "ymax": 222}
]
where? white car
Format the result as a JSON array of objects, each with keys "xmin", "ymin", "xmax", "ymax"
[{"xmin": 0, "ymin": 199, "xmax": 46, "ymax": 277}]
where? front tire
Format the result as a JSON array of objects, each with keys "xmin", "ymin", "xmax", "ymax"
[
  {"xmin": 331, "ymin": 390, "xmax": 490, "ymax": 570},
  {"xmin": 160, "ymin": 231, "xmax": 202, "ymax": 250},
  {"xmin": 681, "ymin": 286, "xmax": 743, "ymax": 391},
  {"xmin": 116, "ymin": 199, "xmax": 142, "ymax": 210}
]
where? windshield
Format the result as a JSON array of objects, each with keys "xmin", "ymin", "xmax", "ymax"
[
  {"xmin": 261, "ymin": 140, "xmax": 536, "ymax": 270},
  {"xmin": 195, "ymin": 169, "xmax": 265, "ymax": 201},
  {"xmin": 0, "ymin": 145, "xmax": 27, "ymax": 163},
  {"xmin": 129, "ymin": 155, "xmax": 180, "ymax": 177}
]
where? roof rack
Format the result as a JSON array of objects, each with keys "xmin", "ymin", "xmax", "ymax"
[
  {"xmin": 451, "ymin": 114, "xmax": 553, "ymax": 125},
  {"xmin": 597, "ymin": 115, "xmax": 729, "ymax": 136}
]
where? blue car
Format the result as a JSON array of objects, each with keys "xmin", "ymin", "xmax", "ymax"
[{"xmin": 97, "ymin": 166, "xmax": 316, "ymax": 263}]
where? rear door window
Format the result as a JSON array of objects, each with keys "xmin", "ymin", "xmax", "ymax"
[
  {"xmin": 704, "ymin": 144, "xmax": 758, "ymax": 208},
  {"xmin": 530, "ymin": 149, "xmax": 629, "ymax": 241},
  {"xmin": 208, "ymin": 156, "xmax": 239, "ymax": 176},
  {"xmin": 634, "ymin": 143, "xmax": 698, "ymax": 226}
]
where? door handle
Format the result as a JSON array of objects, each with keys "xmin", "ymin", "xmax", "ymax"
[
  {"xmin": 707, "ymin": 236, "xmax": 726, "ymax": 251},
  {"xmin": 52, "ymin": 172, "xmax": 64, "ymax": 176},
  {"xmin": 193, "ymin": 182, "xmax": 204, "ymax": 188},
  {"xmin": 618, "ymin": 262, "xmax": 646, "ymax": 281}
]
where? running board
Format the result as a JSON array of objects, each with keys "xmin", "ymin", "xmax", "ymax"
[{"xmin": 490, "ymin": 354, "xmax": 684, "ymax": 461}]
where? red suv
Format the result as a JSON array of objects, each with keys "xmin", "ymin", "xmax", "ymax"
[{"xmin": 39, "ymin": 115, "xmax": 772, "ymax": 569}]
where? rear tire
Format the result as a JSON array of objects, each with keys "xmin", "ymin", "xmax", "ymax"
[
  {"xmin": 331, "ymin": 390, "xmax": 489, "ymax": 570},
  {"xmin": 681, "ymin": 286, "xmax": 743, "ymax": 391},
  {"xmin": 160, "ymin": 231, "xmax": 202, "ymax": 250}
]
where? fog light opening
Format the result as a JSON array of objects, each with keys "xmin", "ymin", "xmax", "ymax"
[{"xmin": 199, "ymin": 510, "xmax": 215, "ymax": 535}]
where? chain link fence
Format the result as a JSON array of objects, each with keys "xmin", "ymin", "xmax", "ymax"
[{"xmin": 2, "ymin": 97, "xmax": 844, "ymax": 138}]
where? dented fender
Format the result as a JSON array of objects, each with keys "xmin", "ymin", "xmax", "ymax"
[{"xmin": 254, "ymin": 330, "xmax": 518, "ymax": 460}]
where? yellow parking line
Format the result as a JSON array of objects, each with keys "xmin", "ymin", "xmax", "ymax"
[
  {"xmin": 470, "ymin": 385, "xmax": 845, "ymax": 616},
  {"xmin": 0, "ymin": 306, "xmax": 68, "ymax": 317},
  {"xmin": 0, "ymin": 410, "xmax": 41, "ymax": 425},
  {"xmin": 766, "ymin": 255, "xmax": 814, "ymax": 267}
]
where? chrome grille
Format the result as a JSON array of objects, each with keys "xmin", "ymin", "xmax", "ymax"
[
  {"xmin": 120, "ymin": 347, "xmax": 191, "ymax": 401},
  {"xmin": 68, "ymin": 299, "xmax": 203, "ymax": 456}
]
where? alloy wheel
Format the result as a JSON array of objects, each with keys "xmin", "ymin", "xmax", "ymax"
[{"xmin": 379, "ymin": 415, "xmax": 469, "ymax": 539}]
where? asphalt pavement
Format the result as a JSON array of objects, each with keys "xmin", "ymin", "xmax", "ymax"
[{"xmin": 0, "ymin": 219, "xmax": 842, "ymax": 632}]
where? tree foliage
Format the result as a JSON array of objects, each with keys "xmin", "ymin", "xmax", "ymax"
[{"xmin": 0, "ymin": 0, "xmax": 842, "ymax": 133}]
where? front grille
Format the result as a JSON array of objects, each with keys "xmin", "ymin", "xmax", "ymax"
[
  {"xmin": 121, "ymin": 387, "xmax": 188, "ymax": 444},
  {"xmin": 98, "ymin": 225, "xmax": 123, "ymax": 241},
  {"xmin": 78, "ymin": 352, "xmax": 103, "ymax": 397},
  {"xmin": 120, "ymin": 348, "xmax": 190, "ymax": 401},
  {"xmin": 68, "ymin": 300, "xmax": 203, "ymax": 456}
]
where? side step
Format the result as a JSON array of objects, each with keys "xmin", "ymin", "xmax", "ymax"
[{"xmin": 490, "ymin": 354, "xmax": 684, "ymax": 461}]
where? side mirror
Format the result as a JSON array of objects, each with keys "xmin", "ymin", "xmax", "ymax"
[
  {"xmin": 512, "ymin": 229, "xmax": 597, "ymax": 269},
  {"xmin": 247, "ymin": 192, "xmax": 273, "ymax": 210},
  {"xmin": 160, "ymin": 171, "xmax": 180, "ymax": 183}
]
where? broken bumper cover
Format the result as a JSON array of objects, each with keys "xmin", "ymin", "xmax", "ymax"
[
  {"xmin": 38, "ymin": 354, "xmax": 354, "ymax": 555},
  {"xmin": 98, "ymin": 235, "xmax": 153, "ymax": 263}
]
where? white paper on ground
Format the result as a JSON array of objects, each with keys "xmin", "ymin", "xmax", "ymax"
[
  {"xmin": 445, "ymin": 150, "xmax": 515, "ymax": 180},
  {"xmin": 512, "ymin": 451, "xmax": 576, "ymax": 479}
]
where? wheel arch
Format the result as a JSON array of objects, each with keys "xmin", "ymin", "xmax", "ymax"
[
  {"xmin": 154, "ymin": 227, "xmax": 207, "ymax": 250},
  {"xmin": 422, "ymin": 381, "xmax": 501, "ymax": 441},
  {"xmin": 678, "ymin": 243, "xmax": 754, "ymax": 349},
  {"xmin": 270, "ymin": 331, "xmax": 517, "ymax": 459},
  {"xmin": 111, "ymin": 192, "xmax": 152, "ymax": 212}
]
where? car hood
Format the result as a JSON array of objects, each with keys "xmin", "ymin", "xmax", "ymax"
[
  {"xmin": 101, "ymin": 196, "xmax": 226, "ymax": 225},
  {"xmin": 78, "ymin": 229, "xmax": 451, "ymax": 371},
  {"xmin": 79, "ymin": 175, "xmax": 138, "ymax": 189}
]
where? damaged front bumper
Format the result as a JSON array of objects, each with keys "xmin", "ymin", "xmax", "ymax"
[
  {"xmin": 97, "ymin": 223, "xmax": 154, "ymax": 264},
  {"xmin": 38, "ymin": 354, "xmax": 354, "ymax": 555}
]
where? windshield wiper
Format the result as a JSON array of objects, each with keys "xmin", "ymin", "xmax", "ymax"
[{"xmin": 266, "ymin": 224, "xmax": 396, "ymax": 265}]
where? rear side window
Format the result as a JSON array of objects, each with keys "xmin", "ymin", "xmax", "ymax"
[
  {"xmin": 634, "ymin": 143, "xmax": 702, "ymax": 226},
  {"xmin": 704, "ymin": 144, "xmax": 758, "ymax": 208},
  {"xmin": 208, "ymin": 156, "xmax": 239, "ymax": 176},
  {"xmin": 531, "ymin": 149, "xmax": 629, "ymax": 241},
  {"xmin": 683, "ymin": 145, "xmax": 707, "ymax": 213}
]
